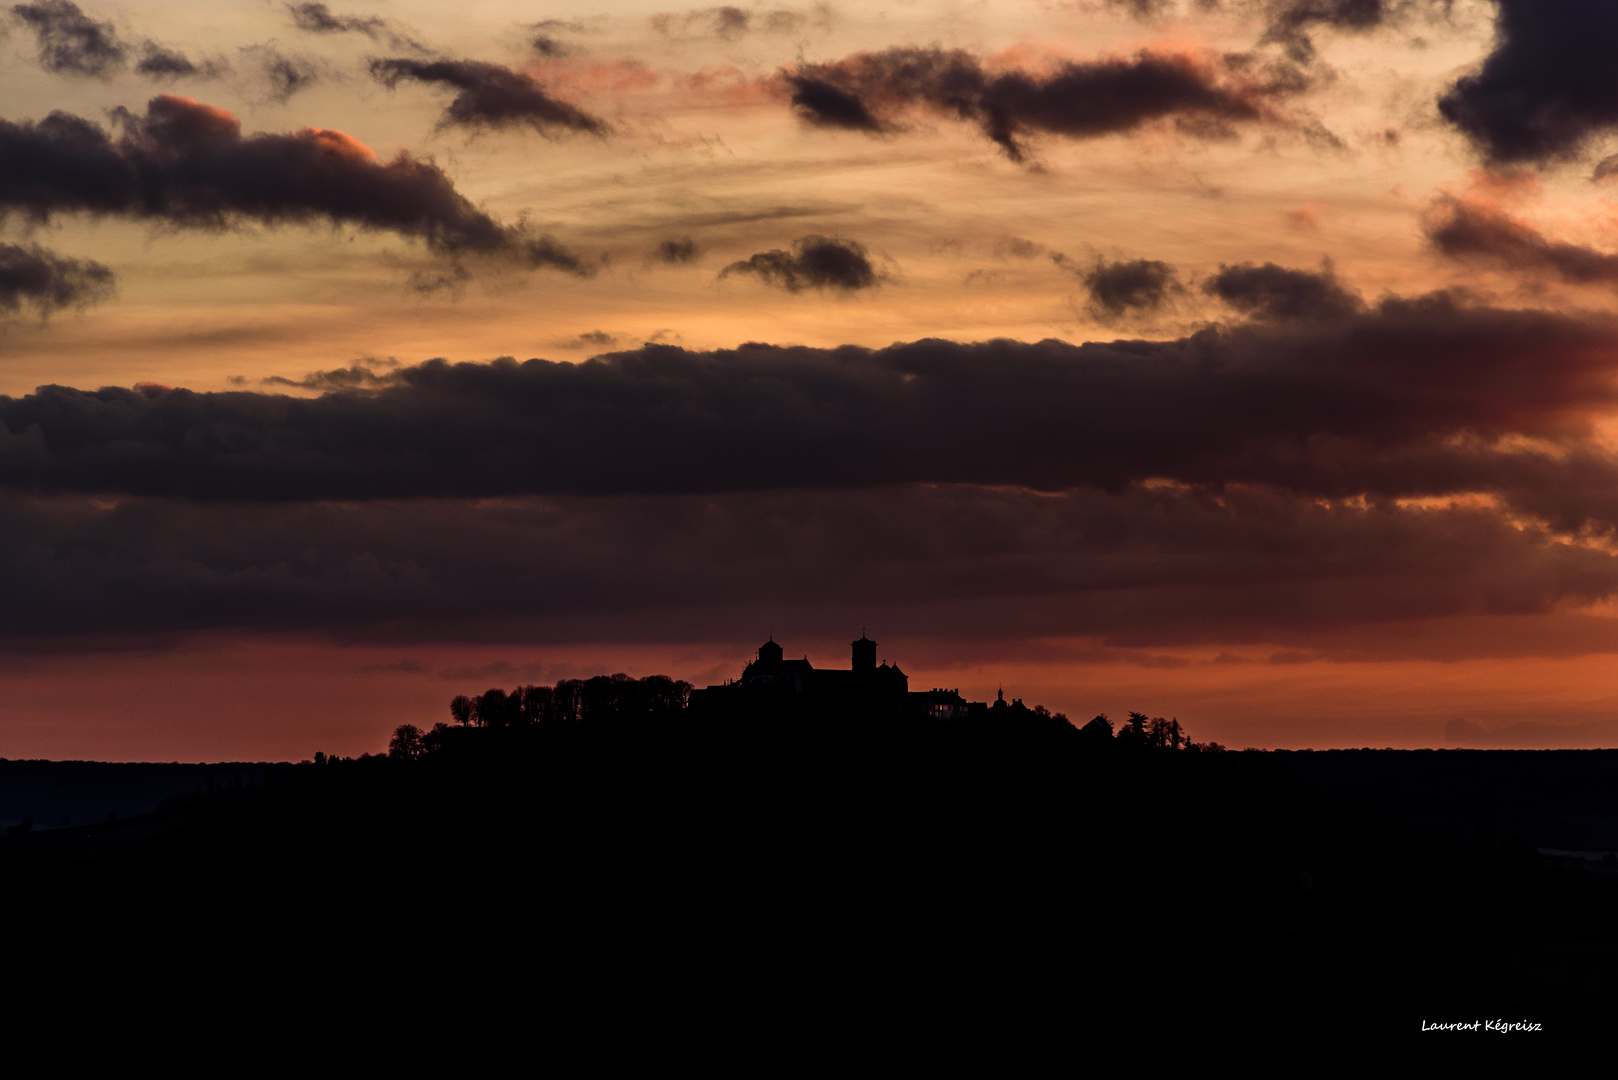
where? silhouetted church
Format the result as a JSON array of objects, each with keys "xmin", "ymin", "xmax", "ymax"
[{"xmin": 690, "ymin": 634, "xmax": 980, "ymax": 720}]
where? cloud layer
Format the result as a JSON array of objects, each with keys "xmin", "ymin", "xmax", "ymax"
[
  {"xmin": 5, "ymin": 295, "xmax": 1618, "ymax": 542},
  {"xmin": 4, "ymin": 482, "xmax": 1611, "ymax": 648},
  {"xmin": 0, "ymin": 242, "xmax": 114, "ymax": 314},
  {"xmin": 6, "ymin": 1, "xmax": 1618, "ymax": 696},
  {"xmin": 1423, "ymin": 195, "xmax": 1618, "ymax": 285},
  {"xmin": 719, "ymin": 235, "xmax": 877, "ymax": 291},
  {"xmin": 11, "ymin": 0, "xmax": 218, "ymax": 81},
  {"xmin": 369, "ymin": 58, "xmax": 608, "ymax": 136},
  {"xmin": 1078, "ymin": 257, "xmax": 1179, "ymax": 316},
  {"xmin": 0, "ymin": 95, "xmax": 589, "ymax": 270},
  {"xmin": 1203, "ymin": 261, "xmax": 1364, "ymax": 321},
  {"xmin": 652, "ymin": 5, "xmax": 815, "ymax": 40},
  {"xmin": 11, "ymin": 0, "xmax": 126, "ymax": 75},
  {"xmin": 783, "ymin": 46, "xmax": 1308, "ymax": 159},
  {"xmin": 1260, "ymin": 0, "xmax": 1403, "ymax": 63},
  {"xmin": 287, "ymin": 2, "xmax": 421, "ymax": 50}
]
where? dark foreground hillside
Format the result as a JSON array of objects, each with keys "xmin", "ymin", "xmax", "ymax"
[
  {"xmin": 0, "ymin": 759, "xmax": 272, "ymax": 834},
  {"xmin": 4, "ymin": 707, "xmax": 1612, "ymax": 1049},
  {"xmin": 1278, "ymin": 748, "xmax": 1618, "ymax": 854}
]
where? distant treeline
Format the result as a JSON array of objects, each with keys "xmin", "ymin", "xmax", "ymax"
[
  {"xmin": 1079, "ymin": 711, "xmax": 1225, "ymax": 754},
  {"xmin": 387, "ymin": 675, "xmax": 1222, "ymax": 760},
  {"xmin": 388, "ymin": 673, "xmax": 692, "ymax": 760}
]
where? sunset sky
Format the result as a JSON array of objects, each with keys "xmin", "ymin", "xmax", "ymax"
[{"xmin": 4, "ymin": 0, "xmax": 1618, "ymax": 759}]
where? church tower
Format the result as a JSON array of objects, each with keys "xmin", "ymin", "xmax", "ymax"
[{"xmin": 851, "ymin": 633, "xmax": 877, "ymax": 672}]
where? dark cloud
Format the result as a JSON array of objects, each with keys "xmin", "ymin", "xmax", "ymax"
[
  {"xmin": 9, "ymin": 294, "xmax": 1618, "ymax": 648},
  {"xmin": 1261, "ymin": 0, "xmax": 1403, "ymax": 64},
  {"xmin": 994, "ymin": 236, "xmax": 1046, "ymax": 259},
  {"xmin": 243, "ymin": 45, "xmax": 320, "ymax": 102},
  {"xmin": 1077, "ymin": 257, "xmax": 1180, "ymax": 316},
  {"xmin": 786, "ymin": 76, "xmax": 884, "ymax": 132},
  {"xmin": 652, "ymin": 237, "xmax": 699, "ymax": 264},
  {"xmin": 1438, "ymin": 0, "xmax": 1618, "ymax": 165},
  {"xmin": 530, "ymin": 34, "xmax": 571, "ymax": 58},
  {"xmin": 287, "ymin": 2, "xmax": 381, "ymax": 36},
  {"xmin": 1422, "ymin": 194, "xmax": 1618, "ymax": 284},
  {"xmin": 0, "ymin": 95, "xmax": 590, "ymax": 272},
  {"xmin": 563, "ymin": 330, "xmax": 619, "ymax": 349},
  {"xmin": 1203, "ymin": 260, "xmax": 1363, "ymax": 321},
  {"xmin": 286, "ymin": 2, "xmax": 423, "ymax": 51},
  {"xmin": 530, "ymin": 16, "xmax": 587, "ymax": 55},
  {"xmin": 781, "ymin": 46, "xmax": 1310, "ymax": 160},
  {"xmin": 7, "ymin": 297, "xmax": 1618, "ymax": 543},
  {"xmin": 134, "ymin": 42, "xmax": 225, "ymax": 80},
  {"xmin": 0, "ymin": 242, "xmax": 114, "ymax": 314},
  {"xmin": 259, "ymin": 360, "xmax": 402, "ymax": 392},
  {"xmin": 9, "ymin": 1, "xmax": 229, "ymax": 82},
  {"xmin": 368, "ymin": 58, "xmax": 608, "ymax": 136},
  {"xmin": 651, "ymin": 6, "xmax": 810, "ymax": 39},
  {"xmin": 11, "ymin": 0, "xmax": 126, "ymax": 75},
  {"xmin": 2, "ymin": 481, "xmax": 1612, "ymax": 649},
  {"xmin": 719, "ymin": 235, "xmax": 878, "ymax": 292},
  {"xmin": 671, "ymin": 6, "xmax": 748, "ymax": 40}
]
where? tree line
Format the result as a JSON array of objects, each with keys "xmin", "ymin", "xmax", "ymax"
[
  {"xmin": 387, "ymin": 675, "xmax": 1223, "ymax": 761},
  {"xmin": 1079, "ymin": 711, "xmax": 1225, "ymax": 753},
  {"xmin": 388, "ymin": 673, "xmax": 692, "ymax": 760}
]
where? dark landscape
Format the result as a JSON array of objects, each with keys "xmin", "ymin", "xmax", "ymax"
[{"xmin": 5, "ymin": 666, "xmax": 1614, "ymax": 1044}]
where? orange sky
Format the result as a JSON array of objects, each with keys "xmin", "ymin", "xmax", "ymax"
[{"xmin": 4, "ymin": 0, "xmax": 1618, "ymax": 757}]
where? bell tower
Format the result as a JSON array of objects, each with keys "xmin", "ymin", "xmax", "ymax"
[{"xmin": 851, "ymin": 633, "xmax": 876, "ymax": 672}]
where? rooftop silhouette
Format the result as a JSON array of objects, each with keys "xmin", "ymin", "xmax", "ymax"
[{"xmin": 689, "ymin": 633, "xmax": 975, "ymax": 720}]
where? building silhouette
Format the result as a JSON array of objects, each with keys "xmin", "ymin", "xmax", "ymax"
[{"xmin": 690, "ymin": 634, "xmax": 980, "ymax": 720}]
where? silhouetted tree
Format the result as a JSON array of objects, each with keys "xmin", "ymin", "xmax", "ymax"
[
  {"xmin": 552, "ymin": 680, "xmax": 583, "ymax": 724},
  {"xmin": 517, "ymin": 684, "xmax": 552, "ymax": 726},
  {"xmin": 389, "ymin": 724, "xmax": 424, "ymax": 761},
  {"xmin": 421, "ymin": 722, "xmax": 454, "ymax": 756},
  {"xmin": 641, "ymin": 675, "xmax": 692, "ymax": 715},
  {"xmin": 477, "ymin": 688, "xmax": 516, "ymax": 728},
  {"xmin": 441, "ymin": 672, "xmax": 696, "ymax": 735},
  {"xmin": 1117, "ymin": 712, "xmax": 1148, "ymax": 749}
]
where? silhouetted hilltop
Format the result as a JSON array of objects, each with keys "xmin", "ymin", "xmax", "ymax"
[{"xmin": 4, "ymin": 678, "xmax": 1613, "ymax": 1043}]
